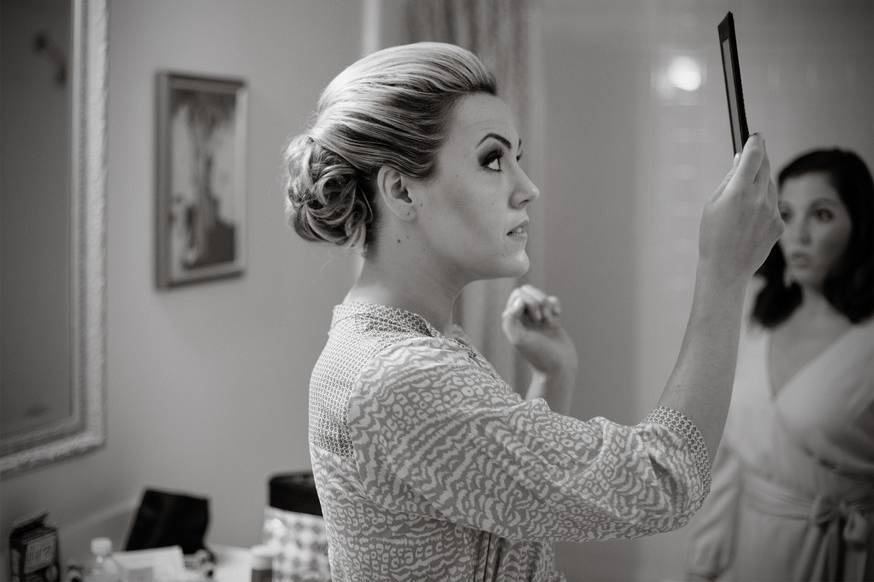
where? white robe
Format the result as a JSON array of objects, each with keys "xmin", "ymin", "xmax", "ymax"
[{"xmin": 686, "ymin": 317, "xmax": 874, "ymax": 581}]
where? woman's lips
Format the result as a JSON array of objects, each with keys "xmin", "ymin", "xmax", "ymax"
[
  {"xmin": 787, "ymin": 253, "xmax": 812, "ymax": 267},
  {"xmin": 507, "ymin": 220, "xmax": 529, "ymax": 236}
]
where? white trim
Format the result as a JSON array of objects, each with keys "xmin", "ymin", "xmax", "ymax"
[{"xmin": 361, "ymin": 0, "xmax": 382, "ymax": 56}]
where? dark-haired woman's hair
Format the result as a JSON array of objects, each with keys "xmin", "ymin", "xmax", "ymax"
[
  {"xmin": 284, "ymin": 42, "xmax": 496, "ymax": 251},
  {"xmin": 752, "ymin": 148, "xmax": 874, "ymax": 327}
]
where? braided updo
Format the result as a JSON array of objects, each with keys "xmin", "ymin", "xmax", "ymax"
[{"xmin": 284, "ymin": 42, "xmax": 496, "ymax": 250}]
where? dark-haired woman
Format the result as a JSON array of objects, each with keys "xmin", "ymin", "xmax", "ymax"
[{"xmin": 686, "ymin": 149, "xmax": 874, "ymax": 581}]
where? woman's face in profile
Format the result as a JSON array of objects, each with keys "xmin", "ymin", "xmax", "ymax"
[
  {"xmin": 409, "ymin": 93, "xmax": 540, "ymax": 282},
  {"xmin": 778, "ymin": 172, "xmax": 852, "ymax": 290}
]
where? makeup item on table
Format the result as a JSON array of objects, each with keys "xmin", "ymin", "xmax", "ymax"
[
  {"xmin": 9, "ymin": 510, "xmax": 61, "ymax": 582},
  {"xmin": 249, "ymin": 546, "xmax": 276, "ymax": 582}
]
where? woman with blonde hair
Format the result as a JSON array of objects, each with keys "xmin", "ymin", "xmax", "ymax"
[{"xmin": 285, "ymin": 42, "xmax": 782, "ymax": 581}]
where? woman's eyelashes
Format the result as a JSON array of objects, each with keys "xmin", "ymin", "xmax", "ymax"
[
  {"xmin": 480, "ymin": 148, "xmax": 523, "ymax": 172},
  {"xmin": 778, "ymin": 205, "xmax": 835, "ymax": 223},
  {"xmin": 814, "ymin": 208, "xmax": 834, "ymax": 222},
  {"xmin": 482, "ymin": 150, "xmax": 504, "ymax": 171}
]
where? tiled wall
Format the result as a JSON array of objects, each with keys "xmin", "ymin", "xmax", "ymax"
[{"xmin": 541, "ymin": 1, "xmax": 873, "ymax": 579}]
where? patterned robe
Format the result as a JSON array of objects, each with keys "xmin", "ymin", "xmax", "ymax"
[
  {"xmin": 686, "ymin": 318, "xmax": 874, "ymax": 581},
  {"xmin": 309, "ymin": 302, "xmax": 711, "ymax": 581}
]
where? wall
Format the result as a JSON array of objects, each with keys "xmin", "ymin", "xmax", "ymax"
[
  {"xmin": 0, "ymin": 0, "xmax": 362, "ymax": 562},
  {"xmin": 540, "ymin": 0, "xmax": 874, "ymax": 580}
]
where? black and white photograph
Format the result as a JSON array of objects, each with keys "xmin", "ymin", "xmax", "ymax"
[
  {"xmin": 156, "ymin": 72, "xmax": 247, "ymax": 288},
  {"xmin": 1, "ymin": 0, "xmax": 872, "ymax": 581}
]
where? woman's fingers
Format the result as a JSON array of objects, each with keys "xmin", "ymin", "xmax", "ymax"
[
  {"xmin": 754, "ymin": 143, "xmax": 772, "ymax": 199},
  {"xmin": 733, "ymin": 134, "xmax": 766, "ymax": 187},
  {"xmin": 548, "ymin": 295, "xmax": 561, "ymax": 315},
  {"xmin": 711, "ymin": 152, "xmax": 742, "ymax": 203},
  {"xmin": 502, "ymin": 292, "xmax": 526, "ymax": 319},
  {"xmin": 753, "ymin": 144, "xmax": 784, "ymax": 238},
  {"xmin": 517, "ymin": 285, "xmax": 545, "ymax": 322},
  {"xmin": 697, "ymin": 131, "xmax": 785, "ymax": 281},
  {"xmin": 508, "ymin": 285, "xmax": 561, "ymax": 325},
  {"xmin": 767, "ymin": 174, "xmax": 779, "ymax": 208},
  {"xmin": 711, "ymin": 136, "xmax": 762, "ymax": 205},
  {"xmin": 767, "ymin": 176, "xmax": 784, "ymax": 239}
]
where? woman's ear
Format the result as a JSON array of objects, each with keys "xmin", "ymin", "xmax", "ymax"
[{"xmin": 376, "ymin": 165, "xmax": 416, "ymax": 221}]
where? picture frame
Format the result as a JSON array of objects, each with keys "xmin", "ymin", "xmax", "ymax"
[{"xmin": 155, "ymin": 72, "xmax": 247, "ymax": 288}]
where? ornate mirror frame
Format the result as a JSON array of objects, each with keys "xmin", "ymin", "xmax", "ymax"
[{"xmin": 0, "ymin": 0, "xmax": 108, "ymax": 477}]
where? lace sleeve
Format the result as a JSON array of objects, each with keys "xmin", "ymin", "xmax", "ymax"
[{"xmin": 642, "ymin": 406, "xmax": 712, "ymax": 493}]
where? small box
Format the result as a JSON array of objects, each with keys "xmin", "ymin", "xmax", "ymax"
[
  {"xmin": 9, "ymin": 510, "xmax": 61, "ymax": 582},
  {"xmin": 113, "ymin": 546, "xmax": 190, "ymax": 582},
  {"xmin": 264, "ymin": 472, "xmax": 329, "ymax": 582}
]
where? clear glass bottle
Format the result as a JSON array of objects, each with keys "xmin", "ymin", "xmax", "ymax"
[{"xmin": 84, "ymin": 538, "xmax": 122, "ymax": 582}]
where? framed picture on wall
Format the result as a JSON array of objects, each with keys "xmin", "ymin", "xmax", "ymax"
[{"xmin": 155, "ymin": 72, "xmax": 248, "ymax": 288}]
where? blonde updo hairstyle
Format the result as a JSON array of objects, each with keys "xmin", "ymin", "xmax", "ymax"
[{"xmin": 285, "ymin": 42, "xmax": 497, "ymax": 250}]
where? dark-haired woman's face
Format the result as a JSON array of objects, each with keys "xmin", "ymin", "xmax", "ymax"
[{"xmin": 778, "ymin": 172, "xmax": 851, "ymax": 291}]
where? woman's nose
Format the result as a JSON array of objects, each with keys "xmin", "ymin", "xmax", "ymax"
[
  {"xmin": 785, "ymin": 216, "xmax": 812, "ymax": 245},
  {"xmin": 511, "ymin": 169, "xmax": 540, "ymax": 208}
]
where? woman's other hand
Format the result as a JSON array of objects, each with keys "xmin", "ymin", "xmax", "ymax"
[
  {"xmin": 698, "ymin": 133, "xmax": 784, "ymax": 287},
  {"xmin": 501, "ymin": 285, "xmax": 578, "ymax": 377}
]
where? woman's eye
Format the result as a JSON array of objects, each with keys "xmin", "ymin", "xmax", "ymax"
[
  {"xmin": 779, "ymin": 208, "xmax": 791, "ymax": 222},
  {"xmin": 814, "ymin": 208, "xmax": 833, "ymax": 221},
  {"xmin": 483, "ymin": 151, "xmax": 503, "ymax": 171}
]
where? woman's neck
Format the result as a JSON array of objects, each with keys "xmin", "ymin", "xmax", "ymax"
[
  {"xmin": 792, "ymin": 284, "xmax": 850, "ymax": 327},
  {"xmin": 345, "ymin": 254, "xmax": 464, "ymax": 332}
]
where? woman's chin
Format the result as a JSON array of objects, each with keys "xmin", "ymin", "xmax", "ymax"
[
  {"xmin": 499, "ymin": 254, "xmax": 530, "ymax": 278},
  {"xmin": 467, "ymin": 252, "xmax": 530, "ymax": 281}
]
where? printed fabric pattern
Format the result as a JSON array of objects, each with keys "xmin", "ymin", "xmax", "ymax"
[{"xmin": 309, "ymin": 302, "xmax": 711, "ymax": 582}]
